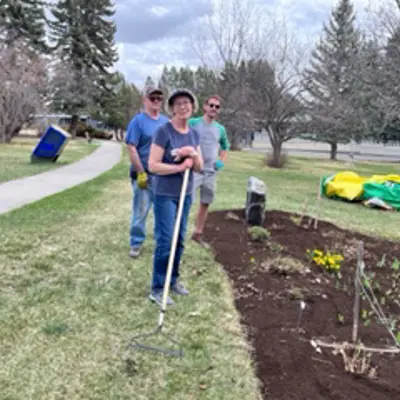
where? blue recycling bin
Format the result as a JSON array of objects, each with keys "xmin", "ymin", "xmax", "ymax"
[{"xmin": 31, "ymin": 125, "xmax": 71, "ymax": 163}]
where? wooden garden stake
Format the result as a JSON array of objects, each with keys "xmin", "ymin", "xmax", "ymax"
[
  {"xmin": 313, "ymin": 178, "xmax": 322, "ymax": 230},
  {"xmin": 311, "ymin": 340, "xmax": 400, "ymax": 354},
  {"xmin": 299, "ymin": 198, "xmax": 309, "ymax": 226},
  {"xmin": 352, "ymin": 241, "xmax": 364, "ymax": 343}
]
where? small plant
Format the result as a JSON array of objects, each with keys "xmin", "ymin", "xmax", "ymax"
[
  {"xmin": 337, "ymin": 312, "xmax": 345, "ymax": 324},
  {"xmin": 361, "ymin": 257, "xmax": 400, "ymax": 307},
  {"xmin": 290, "ymin": 215, "xmax": 301, "ymax": 226},
  {"xmin": 361, "ymin": 309, "xmax": 374, "ymax": 327},
  {"xmin": 307, "ymin": 248, "xmax": 344, "ymax": 274},
  {"xmin": 268, "ymin": 241, "xmax": 284, "ymax": 253},
  {"xmin": 288, "ymin": 286, "xmax": 308, "ymax": 301},
  {"xmin": 248, "ymin": 226, "xmax": 270, "ymax": 242}
]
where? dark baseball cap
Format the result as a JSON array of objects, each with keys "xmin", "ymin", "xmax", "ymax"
[{"xmin": 143, "ymin": 85, "xmax": 164, "ymax": 97}]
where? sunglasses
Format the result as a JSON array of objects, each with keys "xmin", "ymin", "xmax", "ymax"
[
  {"xmin": 149, "ymin": 96, "xmax": 163, "ymax": 102},
  {"xmin": 208, "ymin": 103, "xmax": 220, "ymax": 109}
]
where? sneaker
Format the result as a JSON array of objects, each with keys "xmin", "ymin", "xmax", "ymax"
[
  {"xmin": 129, "ymin": 246, "xmax": 141, "ymax": 258},
  {"xmin": 149, "ymin": 290, "xmax": 174, "ymax": 307},
  {"xmin": 191, "ymin": 233, "xmax": 210, "ymax": 249},
  {"xmin": 171, "ymin": 282, "xmax": 189, "ymax": 296}
]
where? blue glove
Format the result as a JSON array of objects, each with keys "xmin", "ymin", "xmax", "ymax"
[{"xmin": 215, "ymin": 159, "xmax": 224, "ymax": 171}]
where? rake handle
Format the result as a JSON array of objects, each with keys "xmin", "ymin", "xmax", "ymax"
[{"xmin": 158, "ymin": 168, "xmax": 191, "ymax": 327}]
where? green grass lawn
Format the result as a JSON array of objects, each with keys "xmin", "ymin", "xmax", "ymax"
[
  {"xmin": 0, "ymin": 137, "xmax": 99, "ymax": 183},
  {"xmin": 0, "ymin": 150, "xmax": 399, "ymax": 399}
]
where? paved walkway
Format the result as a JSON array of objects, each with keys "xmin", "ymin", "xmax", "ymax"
[
  {"xmin": 0, "ymin": 140, "xmax": 122, "ymax": 215},
  {"xmin": 247, "ymin": 138, "xmax": 400, "ymax": 162}
]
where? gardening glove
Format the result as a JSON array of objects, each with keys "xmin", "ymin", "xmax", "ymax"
[
  {"xmin": 214, "ymin": 159, "xmax": 224, "ymax": 171},
  {"xmin": 137, "ymin": 172, "xmax": 148, "ymax": 189}
]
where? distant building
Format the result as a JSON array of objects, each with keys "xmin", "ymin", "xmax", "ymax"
[{"xmin": 32, "ymin": 114, "xmax": 101, "ymax": 127}]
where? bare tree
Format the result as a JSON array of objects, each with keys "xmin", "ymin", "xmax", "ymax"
[
  {"xmin": 189, "ymin": 0, "xmax": 308, "ymax": 160},
  {"xmin": 189, "ymin": 0, "xmax": 267, "ymax": 148},
  {"xmin": 247, "ymin": 60, "xmax": 308, "ymax": 166},
  {"xmin": 0, "ymin": 38, "xmax": 47, "ymax": 143},
  {"xmin": 189, "ymin": 0, "xmax": 270, "ymax": 70},
  {"xmin": 48, "ymin": 54, "xmax": 96, "ymax": 137},
  {"xmin": 364, "ymin": 0, "xmax": 400, "ymax": 40}
]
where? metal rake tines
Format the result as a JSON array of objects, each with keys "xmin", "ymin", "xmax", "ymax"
[{"xmin": 127, "ymin": 326, "xmax": 184, "ymax": 358}]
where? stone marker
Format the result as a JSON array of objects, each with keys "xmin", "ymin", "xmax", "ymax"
[{"xmin": 245, "ymin": 176, "xmax": 267, "ymax": 226}]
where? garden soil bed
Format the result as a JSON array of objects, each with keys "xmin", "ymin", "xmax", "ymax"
[{"xmin": 203, "ymin": 209, "xmax": 400, "ymax": 400}]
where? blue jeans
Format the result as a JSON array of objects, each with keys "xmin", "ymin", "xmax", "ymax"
[
  {"xmin": 151, "ymin": 194, "xmax": 192, "ymax": 290},
  {"xmin": 130, "ymin": 180, "xmax": 153, "ymax": 248}
]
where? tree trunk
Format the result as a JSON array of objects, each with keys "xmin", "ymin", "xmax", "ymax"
[
  {"xmin": 330, "ymin": 142, "xmax": 338, "ymax": 160},
  {"xmin": 270, "ymin": 141, "xmax": 283, "ymax": 168},
  {"xmin": 69, "ymin": 115, "xmax": 79, "ymax": 138},
  {"xmin": 230, "ymin": 133, "xmax": 243, "ymax": 151},
  {"xmin": 1, "ymin": 125, "xmax": 22, "ymax": 143}
]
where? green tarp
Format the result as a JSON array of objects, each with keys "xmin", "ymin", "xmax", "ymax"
[{"xmin": 321, "ymin": 171, "xmax": 400, "ymax": 211}]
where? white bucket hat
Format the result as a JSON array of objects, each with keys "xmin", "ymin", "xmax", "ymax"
[{"xmin": 166, "ymin": 88, "xmax": 199, "ymax": 114}]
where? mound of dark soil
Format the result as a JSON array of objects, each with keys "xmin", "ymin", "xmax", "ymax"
[{"xmin": 203, "ymin": 209, "xmax": 400, "ymax": 400}]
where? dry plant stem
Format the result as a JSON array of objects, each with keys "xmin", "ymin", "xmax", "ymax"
[
  {"xmin": 299, "ymin": 198, "xmax": 308, "ymax": 225},
  {"xmin": 306, "ymin": 214, "xmax": 313, "ymax": 229},
  {"xmin": 313, "ymin": 179, "xmax": 322, "ymax": 229},
  {"xmin": 352, "ymin": 241, "xmax": 363, "ymax": 343},
  {"xmin": 313, "ymin": 340, "xmax": 400, "ymax": 354},
  {"xmin": 334, "ymin": 345, "xmax": 377, "ymax": 378}
]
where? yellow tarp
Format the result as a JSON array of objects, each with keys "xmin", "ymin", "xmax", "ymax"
[{"xmin": 324, "ymin": 171, "xmax": 400, "ymax": 201}]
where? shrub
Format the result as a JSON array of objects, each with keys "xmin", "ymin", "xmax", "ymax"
[{"xmin": 75, "ymin": 122, "xmax": 112, "ymax": 140}]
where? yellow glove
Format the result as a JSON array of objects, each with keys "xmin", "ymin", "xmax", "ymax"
[{"xmin": 137, "ymin": 172, "xmax": 148, "ymax": 189}]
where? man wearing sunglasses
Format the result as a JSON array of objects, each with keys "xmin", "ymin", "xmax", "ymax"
[
  {"xmin": 125, "ymin": 85, "xmax": 169, "ymax": 258},
  {"xmin": 189, "ymin": 95, "xmax": 230, "ymax": 247}
]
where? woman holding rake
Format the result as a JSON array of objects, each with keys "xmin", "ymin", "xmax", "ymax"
[{"xmin": 148, "ymin": 89, "xmax": 203, "ymax": 307}]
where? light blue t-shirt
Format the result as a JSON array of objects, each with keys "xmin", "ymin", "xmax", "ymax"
[
  {"xmin": 125, "ymin": 112, "xmax": 169, "ymax": 174},
  {"xmin": 152, "ymin": 121, "xmax": 200, "ymax": 197}
]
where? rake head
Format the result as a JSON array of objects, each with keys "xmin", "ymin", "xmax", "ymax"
[{"xmin": 127, "ymin": 325, "xmax": 183, "ymax": 358}]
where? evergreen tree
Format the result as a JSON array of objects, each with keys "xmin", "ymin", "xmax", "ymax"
[
  {"xmin": 144, "ymin": 75, "xmax": 155, "ymax": 87},
  {"xmin": 378, "ymin": 29, "xmax": 400, "ymax": 144},
  {"xmin": 192, "ymin": 66, "xmax": 218, "ymax": 112},
  {"xmin": 177, "ymin": 67, "xmax": 195, "ymax": 91},
  {"xmin": 169, "ymin": 66, "xmax": 180, "ymax": 90},
  {"xmin": 91, "ymin": 72, "xmax": 141, "ymax": 131},
  {"xmin": 158, "ymin": 66, "xmax": 171, "ymax": 97},
  {"xmin": 0, "ymin": 0, "xmax": 46, "ymax": 51},
  {"xmin": 50, "ymin": 0, "xmax": 117, "ymax": 72},
  {"xmin": 304, "ymin": 0, "xmax": 361, "ymax": 160},
  {"xmin": 49, "ymin": 0, "xmax": 118, "ymax": 134},
  {"xmin": 158, "ymin": 65, "xmax": 218, "ymax": 115}
]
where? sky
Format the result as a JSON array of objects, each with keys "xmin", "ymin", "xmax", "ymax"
[{"xmin": 112, "ymin": 0, "xmax": 381, "ymax": 88}]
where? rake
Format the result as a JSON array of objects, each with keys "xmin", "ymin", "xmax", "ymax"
[{"xmin": 127, "ymin": 167, "xmax": 191, "ymax": 358}]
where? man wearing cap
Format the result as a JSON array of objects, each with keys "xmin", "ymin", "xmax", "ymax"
[
  {"xmin": 189, "ymin": 95, "xmax": 230, "ymax": 247},
  {"xmin": 125, "ymin": 85, "xmax": 169, "ymax": 258}
]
